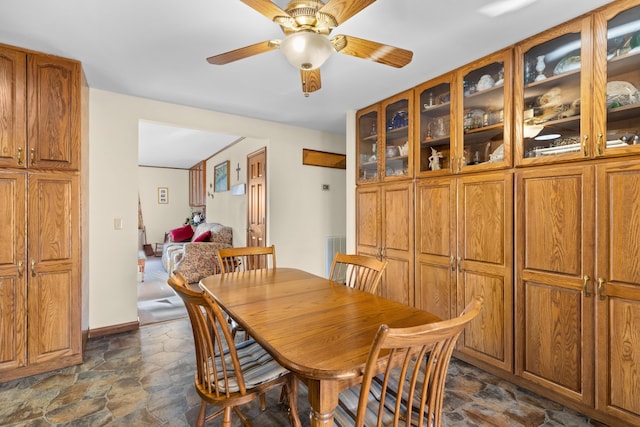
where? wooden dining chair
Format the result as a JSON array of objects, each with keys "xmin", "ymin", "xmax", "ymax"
[
  {"xmin": 333, "ymin": 296, "xmax": 484, "ymax": 427},
  {"xmin": 167, "ymin": 273, "xmax": 301, "ymax": 427},
  {"xmin": 217, "ymin": 245, "xmax": 276, "ymax": 273},
  {"xmin": 329, "ymin": 253, "xmax": 388, "ymax": 294}
]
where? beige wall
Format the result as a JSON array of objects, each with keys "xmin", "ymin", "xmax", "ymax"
[
  {"xmin": 89, "ymin": 88, "xmax": 346, "ymax": 330},
  {"xmin": 138, "ymin": 167, "xmax": 191, "ymax": 245}
]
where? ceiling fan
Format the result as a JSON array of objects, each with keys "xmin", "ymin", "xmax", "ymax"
[{"xmin": 207, "ymin": 0, "xmax": 413, "ymax": 96}]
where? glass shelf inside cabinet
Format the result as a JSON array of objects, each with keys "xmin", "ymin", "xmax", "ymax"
[
  {"xmin": 419, "ymin": 83, "xmax": 451, "ymax": 172},
  {"xmin": 358, "ymin": 110, "xmax": 379, "ymax": 181},
  {"xmin": 605, "ymin": 5, "xmax": 640, "ymax": 152},
  {"xmin": 521, "ymin": 32, "xmax": 583, "ymax": 158},
  {"xmin": 384, "ymin": 99, "xmax": 410, "ymax": 178},
  {"xmin": 463, "ymin": 61, "xmax": 506, "ymax": 166}
]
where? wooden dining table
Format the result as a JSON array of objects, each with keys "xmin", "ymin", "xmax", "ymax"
[{"xmin": 199, "ymin": 267, "xmax": 441, "ymax": 427}]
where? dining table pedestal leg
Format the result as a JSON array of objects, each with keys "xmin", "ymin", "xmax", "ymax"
[{"xmin": 306, "ymin": 379, "xmax": 341, "ymax": 427}]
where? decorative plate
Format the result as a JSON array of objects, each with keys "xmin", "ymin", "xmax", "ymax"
[
  {"xmin": 553, "ymin": 55, "xmax": 581, "ymax": 75},
  {"xmin": 606, "ymin": 81, "xmax": 639, "ymax": 108}
]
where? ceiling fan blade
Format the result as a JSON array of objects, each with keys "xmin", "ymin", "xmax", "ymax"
[
  {"xmin": 318, "ymin": 0, "xmax": 376, "ymax": 26},
  {"xmin": 240, "ymin": 0, "xmax": 291, "ymax": 22},
  {"xmin": 301, "ymin": 68, "xmax": 321, "ymax": 96},
  {"xmin": 207, "ymin": 40, "xmax": 280, "ymax": 65},
  {"xmin": 331, "ymin": 34, "xmax": 413, "ymax": 68}
]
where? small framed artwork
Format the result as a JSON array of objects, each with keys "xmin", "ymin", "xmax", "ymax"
[
  {"xmin": 158, "ymin": 187, "xmax": 168, "ymax": 204},
  {"xmin": 214, "ymin": 160, "xmax": 230, "ymax": 192}
]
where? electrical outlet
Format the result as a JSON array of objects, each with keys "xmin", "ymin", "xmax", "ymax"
[{"xmin": 321, "ymin": 184, "xmax": 330, "ymax": 191}]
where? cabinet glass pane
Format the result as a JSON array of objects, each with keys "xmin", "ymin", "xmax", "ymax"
[
  {"xmin": 358, "ymin": 110, "xmax": 379, "ymax": 181},
  {"xmin": 384, "ymin": 99, "xmax": 410, "ymax": 178},
  {"xmin": 606, "ymin": 5, "xmax": 640, "ymax": 149},
  {"xmin": 521, "ymin": 32, "xmax": 582, "ymax": 158},
  {"xmin": 418, "ymin": 83, "xmax": 452, "ymax": 172},
  {"xmin": 463, "ymin": 62, "xmax": 506, "ymax": 166}
]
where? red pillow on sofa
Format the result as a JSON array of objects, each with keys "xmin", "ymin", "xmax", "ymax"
[
  {"xmin": 169, "ymin": 224, "xmax": 194, "ymax": 242},
  {"xmin": 192, "ymin": 230, "xmax": 211, "ymax": 242}
]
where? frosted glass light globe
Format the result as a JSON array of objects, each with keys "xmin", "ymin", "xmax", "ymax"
[{"xmin": 280, "ymin": 31, "xmax": 333, "ymax": 70}]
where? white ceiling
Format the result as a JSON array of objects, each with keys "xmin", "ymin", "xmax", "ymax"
[{"xmin": 0, "ymin": 0, "xmax": 614, "ymax": 168}]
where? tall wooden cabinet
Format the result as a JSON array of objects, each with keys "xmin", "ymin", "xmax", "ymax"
[
  {"xmin": 416, "ymin": 172, "xmax": 513, "ymax": 372},
  {"xmin": 356, "ymin": 1, "xmax": 640, "ymax": 425},
  {"xmin": 0, "ymin": 43, "xmax": 85, "ymax": 383},
  {"xmin": 356, "ymin": 182, "xmax": 414, "ymax": 305}
]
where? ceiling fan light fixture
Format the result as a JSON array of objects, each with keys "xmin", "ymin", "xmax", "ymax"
[{"xmin": 280, "ymin": 31, "xmax": 333, "ymax": 70}]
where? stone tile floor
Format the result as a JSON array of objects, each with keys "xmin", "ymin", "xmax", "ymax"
[{"xmin": 0, "ymin": 318, "xmax": 607, "ymax": 426}]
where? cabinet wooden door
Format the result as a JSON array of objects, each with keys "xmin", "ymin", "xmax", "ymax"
[
  {"xmin": 355, "ymin": 185, "xmax": 380, "ymax": 259},
  {"xmin": 414, "ymin": 74, "xmax": 456, "ymax": 177},
  {"xmin": 356, "ymin": 182, "xmax": 414, "ymax": 305},
  {"xmin": 514, "ymin": 16, "xmax": 593, "ymax": 166},
  {"xmin": 415, "ymin": 177, "xmax": 456, "ymax": 321},
  {"xmin": 27, "ymin": 172, "xmax": 80, "ymax": 365},
  {"xmin": 380, "ymin": 182, "xmax": 414, "ymax": 305},
  {"xmin": 189, "ymin": 160, "xmax": 206, "ymax": 207},
  {"xmin": 456, "ymin": 172, "xmax": 513, "ymax": 372},
  {"xmin": 595, "ymin": 160, "xmax": 640, "ymax": 425},
  {"xmin": 416, "ymin": 173, "xmax": 512, "ymax": 371},
  {"xmin": 515, "ymin": 165, "xmax": 595, "ymax": 406},
  {"xmin": 0, "ymin": 46, "xmax": 27, "ymax": 169},
  {"xmin": 0, "ymin": 172, "xmax": 26, "ymax": 371},
  {"xmin": 380, "ymin": 91, "xmax": 413, "ymax": 181},
  {"xmin": 27, "ymin": 54, "xmax": 80, "ymax": 170},
  {"xmin": 356, "ymin": 104, "xmax": 381, "ymax": 183}
]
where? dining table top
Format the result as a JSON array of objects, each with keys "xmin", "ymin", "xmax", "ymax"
[{"xmin": 199, "ymin": 267, "xmax": 441, "ymax": 381}]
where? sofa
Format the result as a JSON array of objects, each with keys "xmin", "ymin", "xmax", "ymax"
[{"xmin": 161, "ymin": 222, "xmax": 233, "ymax": 274}]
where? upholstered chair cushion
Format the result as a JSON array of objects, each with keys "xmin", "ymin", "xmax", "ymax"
[{"xmin": 174, "ymin": 242, "xmax": 232, "ymax": 283}]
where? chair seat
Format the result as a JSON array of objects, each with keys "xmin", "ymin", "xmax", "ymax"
[
  {"xmin": 334, "ymin": 373, "xmax": 412, "ymax": 427},
  {"xmin": 211, "ymin": 339, "xmax": 289, "ymax": 393}
]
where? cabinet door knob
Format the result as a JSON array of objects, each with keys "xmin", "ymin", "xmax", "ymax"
[
  {"xmin": 450, "ymin": 255, "xmax": 455, "ymax": 271},
  {"xmin": 457, "ymin": 257, "xmax": 462, "ymax": 272},
  {"xmin": 31, "ymin": 260, "xmax": 36, "ymax": 277},
  {"xmin": 583, "ymin": 275, "xmax": 591, "ymax": 297},
  {"xmin": 30, "ymin": 148, "xmax": 35, "ymax": 165},
  {"xmin": 18, "ymin": 261, "xmax": 23, "ymax": 278},
  {"xmin": 582, "ymin": 135, "xmax": 589, "ymax": 156},
  {"xmin": 597, "ymin": 277, "xmax": 606, "ymax": 301},
  {"xmin": 17, "ymin": 147, "xmax": 23, "ymax": 165}
]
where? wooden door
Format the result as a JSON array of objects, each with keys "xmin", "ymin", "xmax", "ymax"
[
  {"xmin": 595, "ymin": 160, "xmax": 640, "ymax": 425},
  {"xmin": 380, "ymin": 182, "xmax": 414, "ymax": 305},
  {"xmin": 27, "ymin": 172, "xmax": 80, "ymax": 365},
  {"xmin": 415, "ymin": 177, "xmax": 456, "ymax": 320},
  {"xmin": 0, "ymin": 46, "xmax": 26, "ymax": 169},
  {"xmin": 0, "ymin": 172, "xmax": 26, "ymax": 373},
  {"xmin": 27, "ymin": 54, "xmax": 80, "ymax": 170},
  {"xmin": 247, "ymin": 148, "xmax": 266, "ymax": 247},
  {"xmin": 356, "ymin": 185, "xmax": 381, "ymax": 260},
  {"xmin": 515, "ymin": 165, "xmax": 595, "ymax": 406},
  {"xmin": 456, "ymin": 171, "xmax": 513, "ymax": 372}
]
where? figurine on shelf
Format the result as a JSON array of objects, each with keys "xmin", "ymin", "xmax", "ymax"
[
  {"xmin": 428, "ymin": 147, "xmax": 443, "ymax": 171},
  {"xmin": 535, "ymin": 55, "xmax": 547, "ymax": 81}
]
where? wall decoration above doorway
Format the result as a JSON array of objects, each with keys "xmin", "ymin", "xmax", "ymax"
[{"xmin": 214, "ymin": 160, "xmax": 230, "ymax": 192}]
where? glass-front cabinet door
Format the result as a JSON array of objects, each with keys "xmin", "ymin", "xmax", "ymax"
[
  {"xmin": 356, "ymin": 105, "xmax": 380, "ymax": 183},
  {"xmin": 381, "ymin": 91, "xmax": 413, "ymax": 181},
  {"xmin": 514, "ymin": 17, "xmax": 592, "ymax": 165},
  {"xmin": 457, "ymin": 49, "xmax": 512, "ymax": 172},
  {"xmin": 593, "ymin": 1, "xmax": 640, "ymax": 158},
  {"xmin": 415, "ymin": 75, "xmax": 455, "ymax": 176}
]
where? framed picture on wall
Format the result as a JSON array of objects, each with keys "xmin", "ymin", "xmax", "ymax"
[
  {"xmin": 158, "ymin": 187, "xmax": 169, "ymax": 204},
  {"xmin": 214, "ymin": 161, "xmax": 230, "ymax": 192}
]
